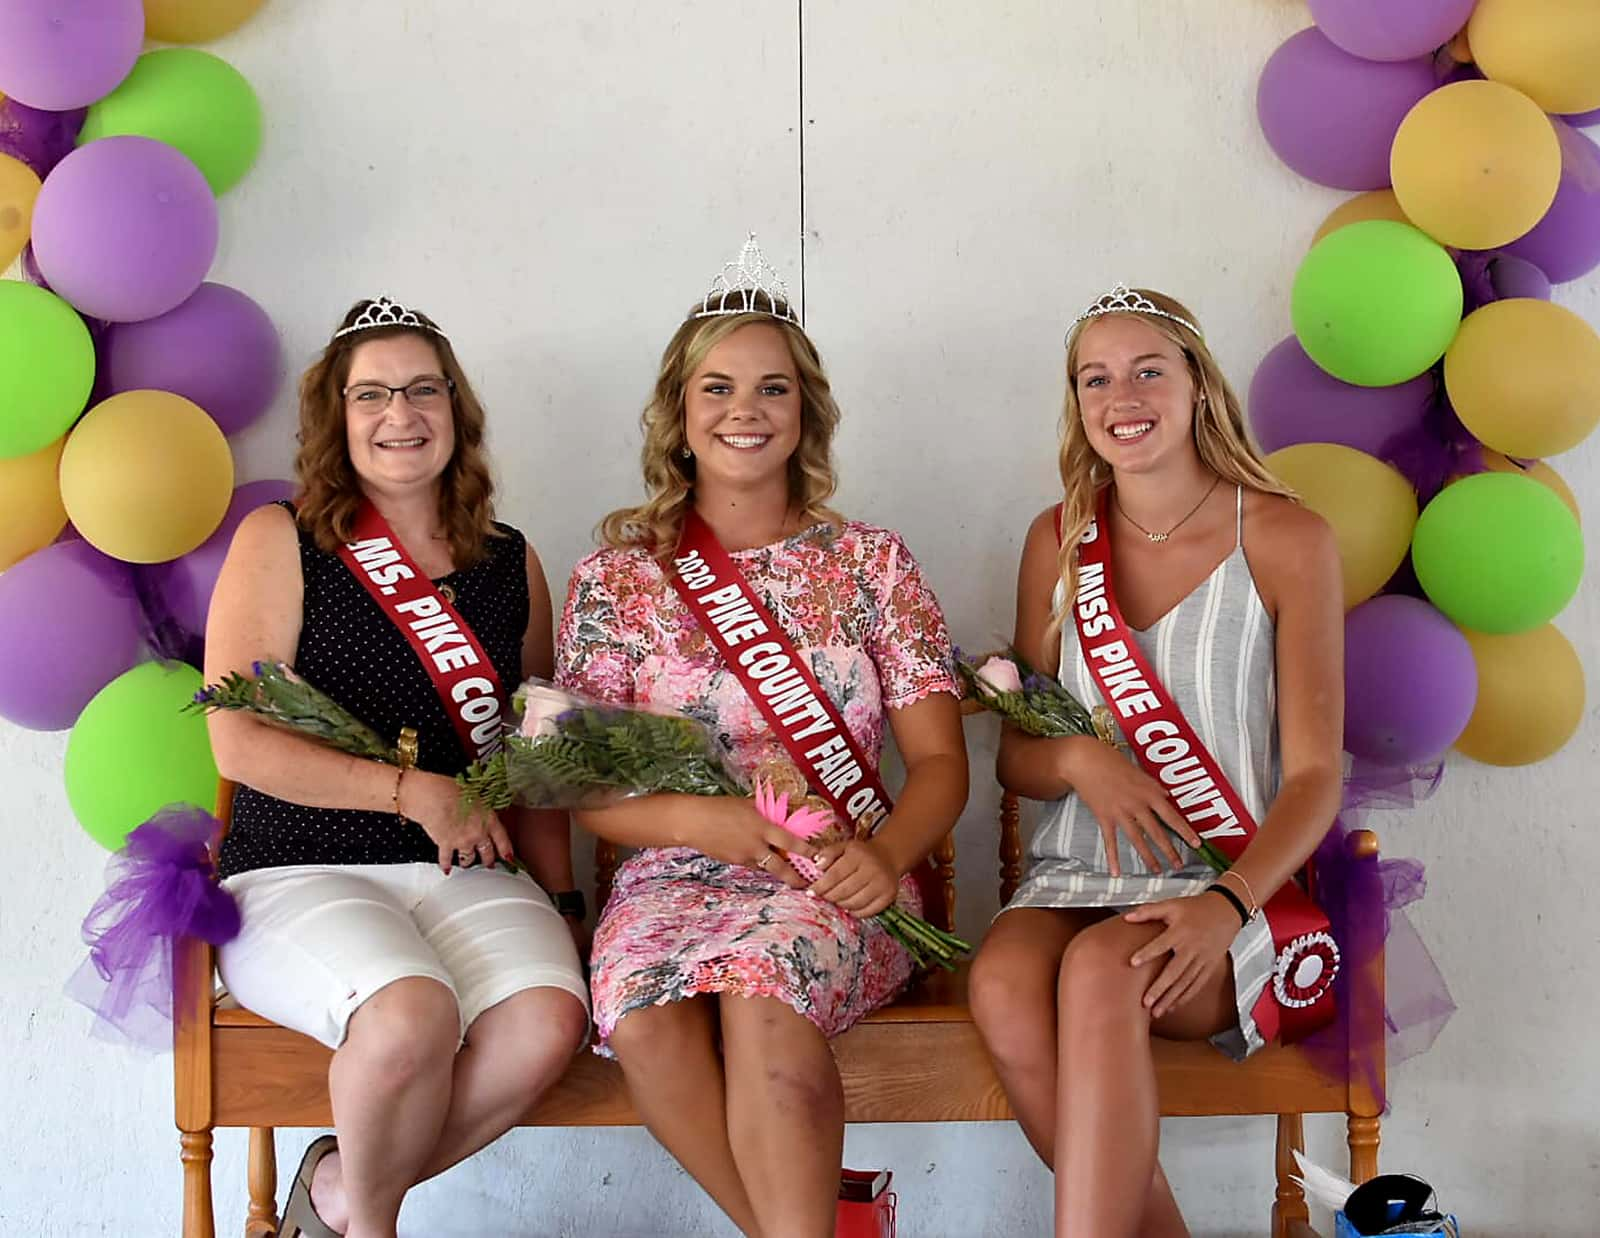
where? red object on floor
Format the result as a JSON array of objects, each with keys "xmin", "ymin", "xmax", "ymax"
[{"xmin": 836, "ymin": 1168, "xmax": 896, "ymax": 1237}]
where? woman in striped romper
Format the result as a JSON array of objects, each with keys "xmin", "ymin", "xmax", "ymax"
[{"xmin": 969, "ymin": 287, "xmax": 1345, "ymax": 1238}]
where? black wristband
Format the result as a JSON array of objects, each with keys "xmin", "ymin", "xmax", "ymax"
[
  {"xmin": 550, "ymin": 889, "xmax": 587, "ymax": 920},
  {"xmin": 1206, "ymin": 883, "xmax": 1250, "ymax": 928}
]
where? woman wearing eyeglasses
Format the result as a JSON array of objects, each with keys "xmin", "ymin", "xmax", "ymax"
[{"xmin": 203, "ymin": 298, "xmax": 589, "ymax": 1238}]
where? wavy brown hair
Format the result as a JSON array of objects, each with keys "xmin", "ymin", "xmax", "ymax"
[
  {"xmin": 599, "ymin": 303, "xmax": 843, "ymax": 559},
  {"xmin": 1044, "ymin": 289, "xmax": 1297, "ymax": 656},
  {"xmin": 294, "ymin": 300, "xmax": 498, "ymax": 568}
]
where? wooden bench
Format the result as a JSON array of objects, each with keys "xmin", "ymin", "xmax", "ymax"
[{"xmin": 175, "ymin": 782, "xmax": 1381, "ymax": 1238}]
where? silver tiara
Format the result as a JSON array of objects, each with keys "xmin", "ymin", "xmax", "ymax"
[
  {"xmin": 691, "ymin": 234, "xmax": 800, "ymax": 325},
  {"xmin": 333, "ymin": 296, "xmax": 447, "ymax": 341},
  {"xmin": 1068, "ymin": 282, "xmax": 1201, "ymax": 344}
]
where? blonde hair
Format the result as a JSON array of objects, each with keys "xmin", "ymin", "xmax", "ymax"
[
  {"xmin": 600, "ymin": 305, "xmax": 843, "ymax": 559},
  {"xmin": 1044, "ymin": 289, "xmax": 1295, "ymax": 655},
  {"xmin": 294, "ymin": 301, "xmax": 498, "ymax": 569}
]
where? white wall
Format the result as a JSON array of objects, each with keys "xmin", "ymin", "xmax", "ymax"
[{"xmin": 3, "ymin": 2, "xmax": 1597, "ymax": 1234}]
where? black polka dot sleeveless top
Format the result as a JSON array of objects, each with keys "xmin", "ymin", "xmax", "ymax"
[{"xmin": 217, "ymin": 502, "xmax": 529, "ymax": 878}]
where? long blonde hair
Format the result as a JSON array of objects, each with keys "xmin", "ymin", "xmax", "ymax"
[
  {"xmin": 1044, "ymin": 289, "xmax": 1295, "ymax": 654},
  {"xmin": 295, "ymin": 301, "xmax": 498, "ymax": 568},
  {"xmin": 599, "ymin": 304, "xmax": 843, "ymax": 559}
]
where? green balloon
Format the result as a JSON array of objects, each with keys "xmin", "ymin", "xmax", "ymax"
[
  {"xmin": 0, "ymin": 282, "xmax": 95, "ymax": 460},
  {"xmin": 1291, "ymin": 220, "xmax": 1463, "ymax": 387},
  {"xmin": 65, "ymin": 661, "xmax": 219, "ymax": 851},
  {"xmin": 1413, "ymin": 472, "xmax": 1584, "ymax": 635},
  {"xmin": 79, "ymin": 48, "xmax": 262, "ymax": 195}
]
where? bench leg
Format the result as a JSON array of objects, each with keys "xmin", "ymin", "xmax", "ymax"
[
  {"xmin": 1271, "ymin": 1114, "xmax": 1310, "ymax": 1238},
  {"xmin": 1348, "ymin": 1113, "xmax": 1380, "ymax": 1184},
  {"xmin": 182, "ymin": 1130, "xmax": 216, "ymax": 1238},
  {"xmin": 246, "ymin": 1128, "xmax": 279, "ymax": 1236}
]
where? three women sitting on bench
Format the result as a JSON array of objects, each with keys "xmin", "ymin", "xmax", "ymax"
[{"xmin": 207, "ymin": 253, "xmax": 1339, "ymax": 1238}]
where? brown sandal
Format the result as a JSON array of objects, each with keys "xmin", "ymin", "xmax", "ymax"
[{"xmin": 280, "ymin": 1134, "xmax": 340, "ymax": 1237}]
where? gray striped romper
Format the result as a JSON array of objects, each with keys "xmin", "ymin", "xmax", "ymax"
[{"xmin": 1001, "ymin": 486, "xmax": 1277, "ymax": 1059}]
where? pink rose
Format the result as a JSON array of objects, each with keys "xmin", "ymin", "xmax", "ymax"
[
  {"xmin": 518, "ymin": 685, "xmax": 576, "ymax": 740},
  {"xmin": 975, "ymin": 656, "xmax": 1024, "ymax": 695}
]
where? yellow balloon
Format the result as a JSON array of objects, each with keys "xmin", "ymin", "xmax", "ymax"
[
  {"xmin": 0, "ymin": 436, "xmax": 67, "ymax": 571},
  {"xmin": 1469, "ymin": 451, "xmax": 1581, "ymax": 524},
  {"xmin": 1469, "ymin": 0, "xmax": 1600, "ymax": 114},
  {"xmin": 1444, "ymin": 299, "xmax": 1600, "ymax": 459},
  {"xmin": 143, "ymin": 0, "xmax": 267, "ymax": 43},
  {"xmin": 0, "ymin": 151, "xmax": 41, "ymax": 271},
  {"xmin": 1265, "ymin": 444, "xmax": 1418, "ymax": 610},
  {"xmin": 1312, "ymin": 190, "xmax": 1410, "ymax": 246},
  {"xmin": 60, "ymin": 391, "xmax": 233, "ymax": 564},
  {"xmin": 1455, "ymin": 625, "xmax": 1585, "ymax": 765},
  {"xmin": 1390, "ymin": 80, "xmax": 1562, "ymax": 251}
]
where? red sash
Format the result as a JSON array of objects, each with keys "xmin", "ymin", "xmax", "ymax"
[
  {"xmin": 669, "ymin": 510, "xmax": 943, "ymax": 920},
  {"xmin": 1063, "ymin": 495, "xmax": 1337, "ymax": 1043},
  {"xmin": 336, "ymin": 499, "xmax": 507, "ymax": 764}
]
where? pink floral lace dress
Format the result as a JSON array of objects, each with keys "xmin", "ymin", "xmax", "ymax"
[{"xmin": 555, "ymin": 520, "xmax": 958, "ymax": 1054}]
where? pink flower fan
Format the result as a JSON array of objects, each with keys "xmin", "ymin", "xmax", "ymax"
[
  {"xmin": 753, "ymin": 777, "xmax": 833, "ymax": 883},
  {"xmin": 753, "ymin": 777, "xmax": 833, "ymax": 840}
]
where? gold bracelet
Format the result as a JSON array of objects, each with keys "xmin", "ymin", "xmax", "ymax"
[
  {"xmin": 392, "ymin": 725, "xmax": 419, "ymax": 822},
  {"xmin": 1218, "ymin": 868, "xmax": 1259, "ymax": 918}
]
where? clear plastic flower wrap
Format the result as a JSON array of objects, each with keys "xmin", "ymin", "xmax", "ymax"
[{"xmin": 455, "ymin": 679, "xmax": 749, "ymax": 811}]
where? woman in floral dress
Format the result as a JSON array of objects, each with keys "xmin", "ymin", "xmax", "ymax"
[{"xmin": 555, "ymin": 251, "xmax": 968, "ymax": 1238}]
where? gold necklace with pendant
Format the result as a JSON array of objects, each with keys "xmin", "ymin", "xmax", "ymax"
[{"xmin": 1113, "ymin": 476, "xmax": 1221, "ymax": 544}]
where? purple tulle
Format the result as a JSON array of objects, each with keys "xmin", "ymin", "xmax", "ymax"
[
  {"xmin": 67, "ymin": 806, "xmax": 240, "ymax": 1051},
  {"xmin": 1300, "ymin": 760, "xmax": 1456, "ymax": 1109},
  {"xmin": 0, "ymin": 96, "xmax": 85, "ymax": 178},
  {"xmin": 1380, "ymin": 395, "xmax": 1482, "ymax": 502},
  {"xmin": 1341, "ymin": 756, "xmax": 1444, "ymax": 811},
  {"xmin": 1456, "ymin": 250, "xmax": 1501, "ymax": 316},
  {"xmin": 132, "ymin": 569, "xmax": 207, "ymax": 667}
]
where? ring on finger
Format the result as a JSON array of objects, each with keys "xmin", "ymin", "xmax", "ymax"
[{"xmin": 756, "ymin": 852, "xmax": 775, "ymax": 872}]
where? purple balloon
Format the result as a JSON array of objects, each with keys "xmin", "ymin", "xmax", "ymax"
[
  {"xmin": 137, "ymin": 479, "xmax": 296, "ymax": 641},
  {"xmin": 104, "ymin": 284, "xmax": 284, "ymax": 436},
  {"xmin": 1257, "ymin": 29, "xmax": 1439, "ymax": 190},
  {"xmin": 31, "ymin": 135, "xmax": 218, "ymax": 324},
  {"xmin": 0, "ymin": 0, "xmax": 144, "ymax": 111},
  {"xmin": 1564, "ymin": 108, "xmax": 1600, "ymax": 128},
  {"xmin": 0, "ymin": 539, "xmax": 145, "ymax": 730},
  {"xmin": 1344, "ymin": 595, "xmax": 1477, "ymax": 765},
  {"xmin": 1488, "ymin": 256, "xmax": 1552, "ymax": 302},
  {"xmin": 1307, "ymin": 0, "xmax": 1475, "ymax": 63},
  {"xmin": 1249, "ymin": 336, "xmax": 1433, "ymax": 456},
  {"xmin": 1502, "ymin": 120, "xmax": 1600, "ymax": 284},
  {"xmin": 0, "ymin": 95, "xmax": 85, "ymax": 177},
  {"xmin": 1456, "ymin": 251, "xmax": 1553, "ymax": 313}
]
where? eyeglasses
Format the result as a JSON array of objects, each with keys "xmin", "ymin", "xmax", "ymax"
[{"xmin": 342, "ymin": 377, "xmax": 455, "ymax": 412}]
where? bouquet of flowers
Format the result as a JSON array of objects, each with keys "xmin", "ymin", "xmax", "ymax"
[
  {"xmin": 190, "ymin": 660, "xmax": 402, "ymax": 763},
  {"xmin": 956, "ymin": 648, "xmax": 1230, "ymax": 873},
  {"xmin": 464, "ymin": 679, "xmax": 968, "ymax": 969}
]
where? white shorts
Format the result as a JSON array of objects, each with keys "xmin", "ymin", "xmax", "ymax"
[{"xmin": 217, "ymin": 862, "xmax": 589, "ymax": 1050}]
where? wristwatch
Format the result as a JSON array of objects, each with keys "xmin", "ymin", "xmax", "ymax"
[{"xmin": 550, "ymin": 889, "xmax": 587, "ymax": 920}]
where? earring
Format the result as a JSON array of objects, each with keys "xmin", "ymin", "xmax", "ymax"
[{"xmin": 680, "ymin": 445, "xmax": 693, "ymax": 459}]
